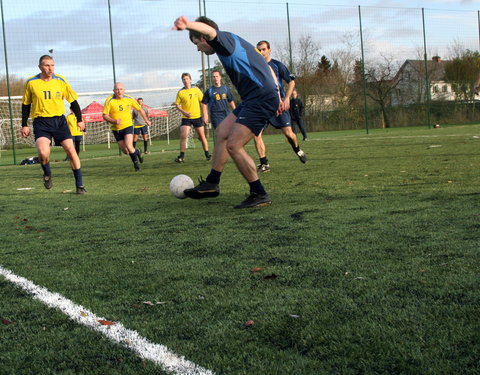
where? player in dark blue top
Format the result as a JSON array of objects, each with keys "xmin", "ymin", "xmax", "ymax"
[
  {"xmin": 201, "ymin": 69, "xmax": 236, "ymax": 129},
  {"xmin": 173, "ymin": 16, "xmax": 282, "ymax": 208},
  {"xmin": 254, "ymin": 40, "xmax": 307, "ymax": 173}
]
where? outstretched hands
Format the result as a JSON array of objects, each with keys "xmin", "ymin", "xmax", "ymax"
[{"xmin": 172, "ymin": 16, "xmax": 189, "ymax": 31}]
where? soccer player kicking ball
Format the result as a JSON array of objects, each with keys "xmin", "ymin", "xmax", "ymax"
[
  {"xmin": 172, "ymin": 16, "xmax": 283, "ymax": 209},
  {"xmin": 21, "ymin": 55, "xmax": 86, "ymax": 194},
  {"xmin": 103, "ymin": 82, "xmax": 151, "ymax": 172}
]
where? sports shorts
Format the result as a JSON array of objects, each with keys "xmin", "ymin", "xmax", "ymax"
[
  {"xmin": 72, "ymin": 135, "xmax": 83, "ymax": 142},
  {"xmin": 112, "ymin": 126, "xmax": 134, "ymax": 142},
  {"xmin": 268, "ymin": 110, "xmax": 292, "ymax": 129},
  {"xmin": 181, "ymin": 117, "xmax": 203, "ymax": 128},
  {"xmin": 33, "ymin": 116, "xmax": 72, "ymax": 144},
  {"xmin": 210, "ymin": 112, "xmax": 230, "ymax": 129},
  {"xmin": 134, "ymin": 125, "xmax": 148, "ymax": 135},
  {"xmin": 232, "ymin": 92, "xmax": 279, "ymax": 136}
]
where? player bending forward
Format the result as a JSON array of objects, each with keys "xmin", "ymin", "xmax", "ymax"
[{"xmin": 173, "ymin": 16, "xmax": 283, "ymax": 208}]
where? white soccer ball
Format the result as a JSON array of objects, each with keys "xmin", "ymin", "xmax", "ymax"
[{"xmin": 169, "ymin": 174, "xmax": 194, "ymax": 199}]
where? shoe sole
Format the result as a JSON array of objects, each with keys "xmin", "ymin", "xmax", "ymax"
[{"xmin": 184, "ymin": 189, "xmax": 219, "ymax": 199}]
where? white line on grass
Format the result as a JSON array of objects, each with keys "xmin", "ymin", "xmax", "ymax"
[{"xmin": 0, "ymin": 265, "xmax": 213, "ymax": 375}]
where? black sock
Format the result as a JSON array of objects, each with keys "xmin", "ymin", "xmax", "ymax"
[
  {"xmin": 41, "ymin": 163, "xmax": 51, "ymax": 177},
  {"xmin": 206, "ymin": 169, "xmax": 221, "ymax": 184},
  {"xmin": 129, "ymin": 152, "xmax": 138, "ymax": 163},
  {"xmin": 133, "ymin": 141, "xmax": 137, "ymax": 149},
  {"xmin": 72, "ymin": 168, "xmax": 83, "ymax": 187},
  {"xmin": 293, "ymin": 145, "xmax": 300, "ymax": 153},
  {"xmin": 144, "ymin": 141, "xmax": 148, "ymax": 152},
  {"xmin": 179, "ymin": 151, "xmax": 185, "ymax": 158},
  {"xmin": 249, "ymin": 179, "xmax": 266, "ymax": 195},
  {"xmin": 204, "ymin": 150, "xmax": 210, "ymax": 157},
  {"xmin": 260, "ymin": 157, "xmax": 268, "ymax": 165}
]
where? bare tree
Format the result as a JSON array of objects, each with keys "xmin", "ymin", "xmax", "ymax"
[{"xmin": 365, "ymin": 55, "xmax": 402, "ymax": 128}]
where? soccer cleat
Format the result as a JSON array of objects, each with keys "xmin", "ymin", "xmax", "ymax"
[
  {"xmin": 137, "ymin": 150, "xmax": 144, "ymax": 164},
  {"xmin": 43, "ymin": 175, "xmax": 53, "ymax": 189},
  {"xmin": 174, "ymin": 156, "xmax": 184, "ymax": 163},
  {"xmin": 257, "ymin": 163, "xmax": 270, "ymax": 173},
  {"xmin": 234, "ymin": 192, "xmax": 272, "ymax": 209},
  {"xmin": 144, "ymin": 151, "xmax": 150, "ymax": 154},
  {"xmin": 296, "ymin": 150, "xmax": 307, "ymax": 164},
  {"xmin": 184, "ymin": 178, "xmax": 220, "ymax": 199},
  {"xmin": 206, "ymin": 154, "xmax": 212, "ymax": 161},
  {"xmin": 76, "ymin": 186, "xmax": 87, "ymax": 195}
]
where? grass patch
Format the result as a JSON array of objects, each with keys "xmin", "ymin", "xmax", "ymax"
[{"xmin": 1, "ymin": 125, "xmax": 479, "ymax": 374}]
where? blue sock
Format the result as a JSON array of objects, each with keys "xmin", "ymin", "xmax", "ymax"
[
  {"xmin": 249, "ymin": 179, "xmax": 266, "ymax": 195},
  {"xmin": 41, "ymin": 162, "xmax": 51, "ymax": 177},
  {"xmin": 206, "ymin": 169, "xmax": 221, "ymax": 184},
  {"xmin": 72, "ymin": 168, "xmax": 83, "ymax": 187}
]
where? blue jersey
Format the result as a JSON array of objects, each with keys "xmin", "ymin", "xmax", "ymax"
[
  {"xmin": 208, "ymin": 31, "xmax": 278, "ymax": 102},
  {"xmin": 268, "ymin": 59, "xmax": 294, "ymax": 98},
  {"xmin": 202, "ymin": 85, "xmax": 233, "ymax": 124}
]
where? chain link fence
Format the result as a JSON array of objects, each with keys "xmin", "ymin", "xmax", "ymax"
[{"xmin": 1, "ymin": 0, "xmax": 479, "ymax": 164}]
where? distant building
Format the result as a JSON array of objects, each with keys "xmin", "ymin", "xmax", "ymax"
[{"xmin": 391, "ymin": 56, "xmax": 455, "ymax": 105}]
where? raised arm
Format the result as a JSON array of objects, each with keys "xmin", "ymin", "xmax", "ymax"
[{"xmin": 172, "ymin": 16, "xmax": 217, "ymax": 41}]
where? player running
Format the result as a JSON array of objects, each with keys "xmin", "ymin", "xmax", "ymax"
[
  {"xmin": 102, "ymin": 82, "xmax": 151, "ymax": 172},
  {"xmin": 21, "ymin": 55, "xmax": 86, "ymax": 194},
  {"xmin": 254, "ymin": 40, "xmax": 307, "ymax": 172}
]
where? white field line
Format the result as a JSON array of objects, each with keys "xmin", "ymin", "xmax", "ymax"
[{"xmin": 0, "ymin": 265, "xmax": 213, "ymax": 375}]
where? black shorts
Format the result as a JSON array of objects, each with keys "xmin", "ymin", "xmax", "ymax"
[
  {"xmin": 72, "ymin": 135, "xmax": 83, "ymax": 142},
  {"xmin": 181, "ymin": 117, "xmax": 203, "ymax": 128},
  {"xmin": 134, "ymin": 125, "xmax": 148, "ymax": 135},
  {"xmin": 33, "ymin": 116, "xmax": 72, "ymax": 144},
  {"xmin": 112, "ymin": 126, "xmax": 134, "ymax": 142}
]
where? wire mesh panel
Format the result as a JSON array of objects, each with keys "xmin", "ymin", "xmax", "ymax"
[{"xmin": 0, "ymin": 0, "xmax": 479, "ymax": 164}]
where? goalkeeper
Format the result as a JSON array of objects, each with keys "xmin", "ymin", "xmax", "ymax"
[{"xmin": 21, "ymin": 55, "xmax": 86, "ymax": 194}]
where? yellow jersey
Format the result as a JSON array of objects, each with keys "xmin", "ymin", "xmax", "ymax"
[
  {"xmin": 175, "ymin": 87, "xmax": 203, "ymax": 119},
  {"xmin": 22, "ymin": 73, "xmax": 78, "ymax": 118},
  {"xmin": 66, "ymin": 113, "xmax": 83, "ymax": 136},
  {"xmin": 103, "ymin": 95, "xmax": 141, "ymax": 131}
]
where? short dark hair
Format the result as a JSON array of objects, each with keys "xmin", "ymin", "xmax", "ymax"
[
  {"xmin": 39, "ymin": 55, "xmax": 53, "ymax": 65},
  {"xmin": 256, "ymin": 40, "xmax": 271, "ymax": 49},
  {"xmin": 189, "ymin": 16, "xmax": 219, "ymax": 42},
  {"xmin": 181, "ymin": 72, "xmax": 191, "ymax": 79},
  {"xmin": 211, "ymin": 69, "xmax": 222, "ymax": 76},
  {"xmin": 137, "ymin": 97, "xmax": 143, "ymax": 101}
]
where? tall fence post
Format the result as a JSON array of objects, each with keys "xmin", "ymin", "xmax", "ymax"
[
  {"xmin": 1, "ymin": 0, "xmax": 16, "ymax": 164},
  {"xmin": 107, "ymin": 0, "xmax": 116, "ymax": 83},
  {"xmin": 286, "ymin": 2, "xmax": 293, "ymax": 73},
  {"xmin": 358, "ymin": 6, "xmax": 369, "ymax": 134},
  {"xmin": 477, "ymin": 10, "xmax": 480, "ymax": 51},
  {"xmin": 422, "ymin": 8, "xmax": 432, "ymax": 128}
]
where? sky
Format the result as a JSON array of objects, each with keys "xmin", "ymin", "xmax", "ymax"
[{"xmin": 0, "ymin": 0, "xmax": 479, "ymax": 106}]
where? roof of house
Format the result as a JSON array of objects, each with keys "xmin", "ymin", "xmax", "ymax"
[{"xmin": 395, "ymin": 59, "xmax": 450, "ymax": 81}]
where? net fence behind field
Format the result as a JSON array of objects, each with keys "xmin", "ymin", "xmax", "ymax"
[{"xmin": 0, "ymin": 87, "xmax": 183, "ymax": 148}]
